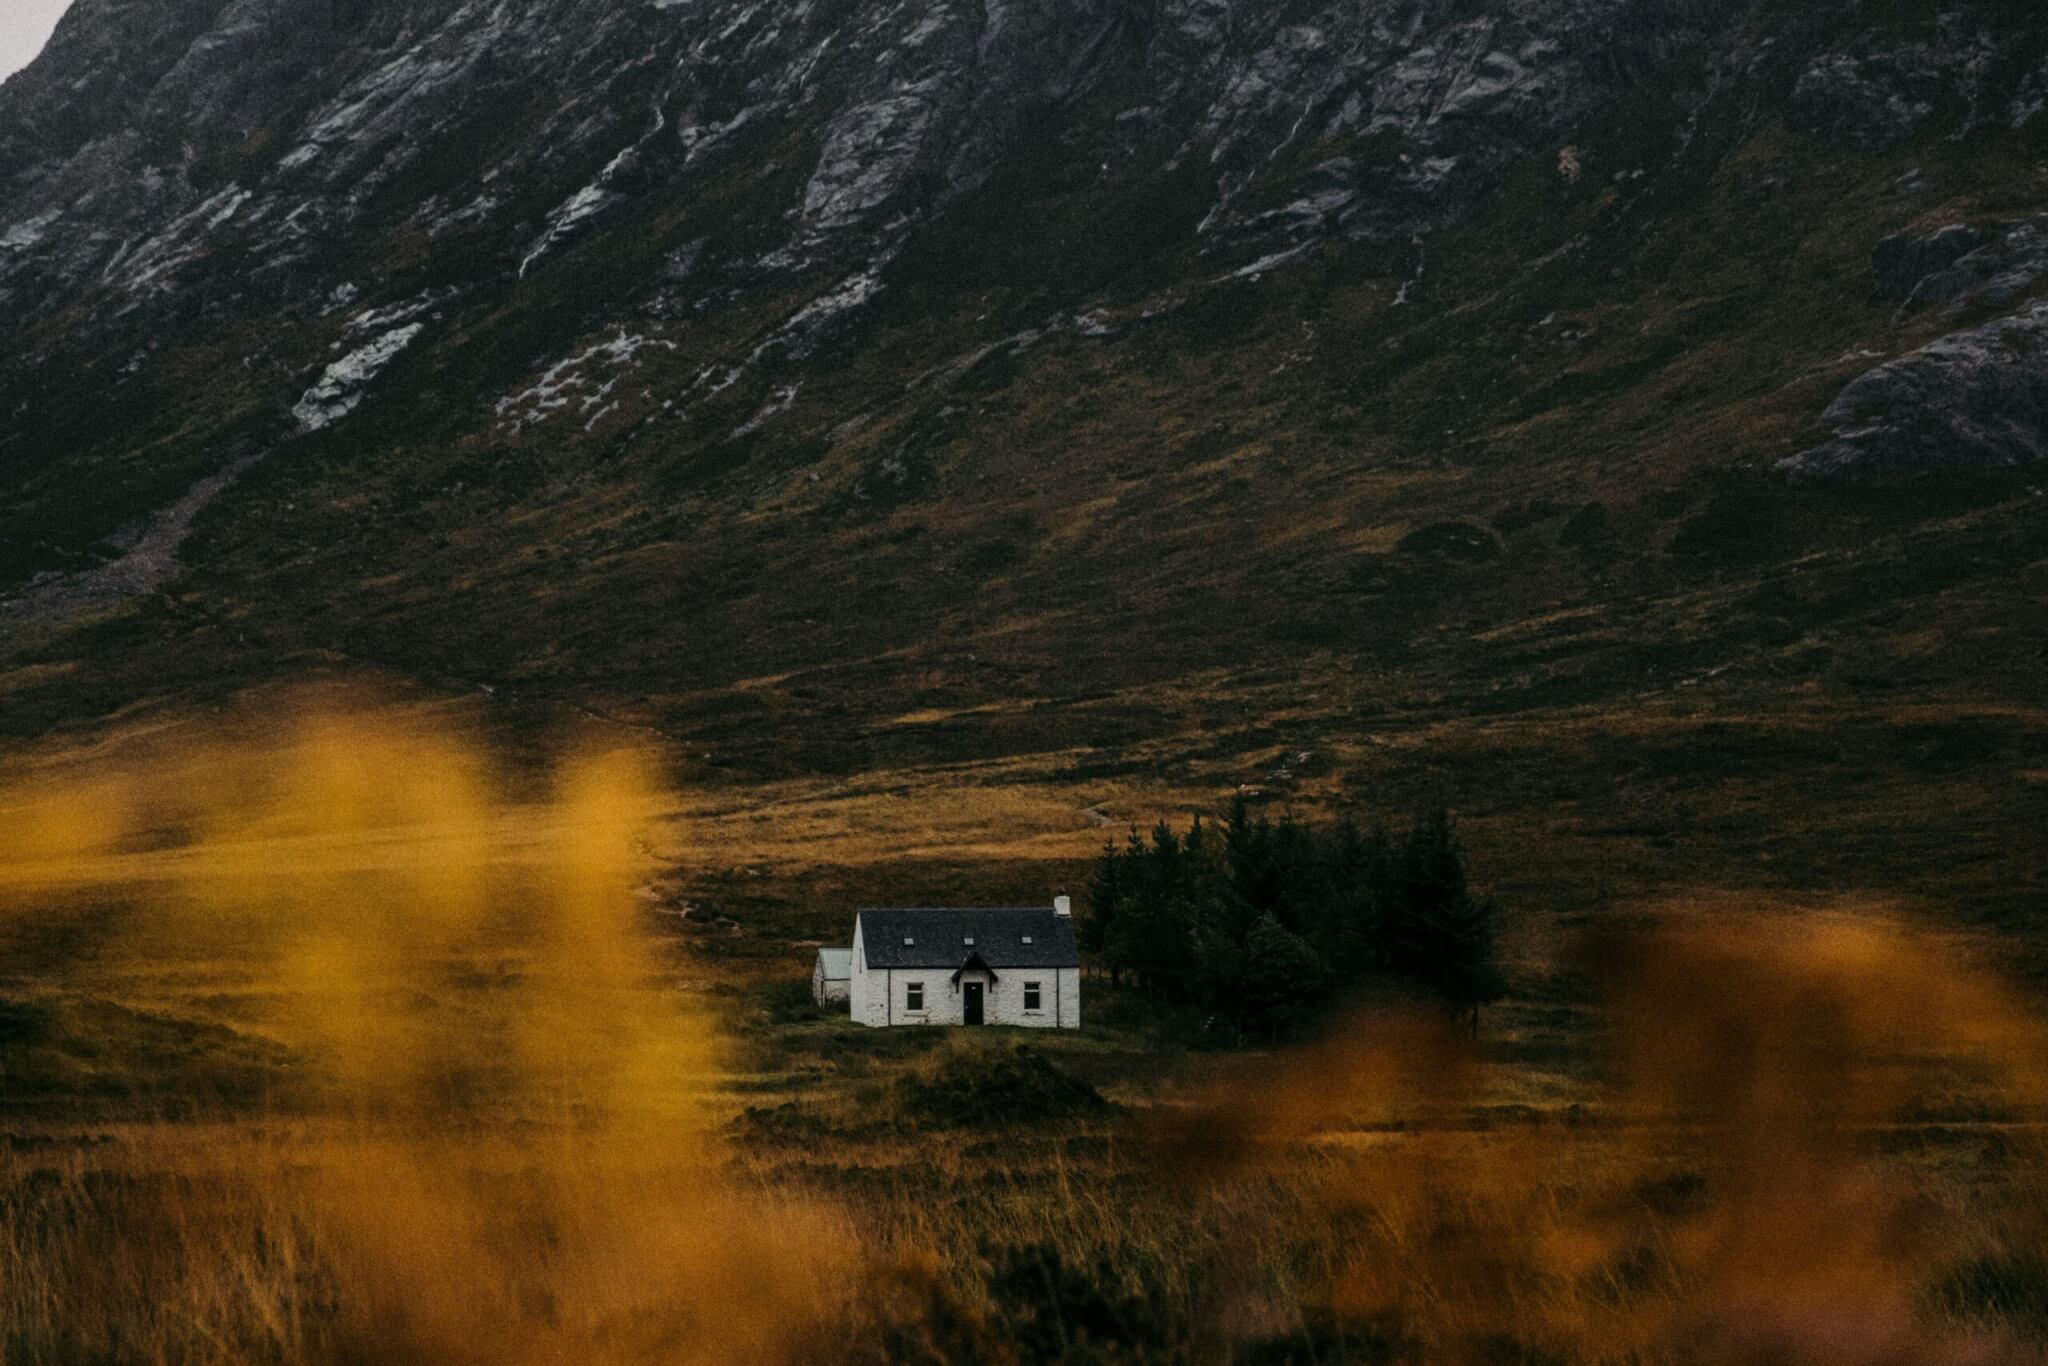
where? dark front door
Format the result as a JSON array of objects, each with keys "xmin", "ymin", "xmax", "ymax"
[{"xmin": 963, "ymin": 981, "xmax": 984, "ymax": 1026}]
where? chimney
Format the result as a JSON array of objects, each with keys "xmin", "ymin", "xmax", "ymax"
[{"xmin": 1053, "ymin": 894, "xmax": 1072, "ymax": 919}]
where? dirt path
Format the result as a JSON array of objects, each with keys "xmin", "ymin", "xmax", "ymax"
[{"xmin": 0, "ymin": 452, "xmax": 264, "ymax": 626}]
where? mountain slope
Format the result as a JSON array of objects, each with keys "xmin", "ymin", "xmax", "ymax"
[{"xmin": 1, "ymin": 0, "xmax": 2044, "ymax": 921}]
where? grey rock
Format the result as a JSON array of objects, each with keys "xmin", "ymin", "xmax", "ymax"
[
  {"xmin": 1891, "ymin": 220, "xmax": 2048, "ymax": 316},
  {"xmin": 1791, "ymin": 50, "xmax": 1944, "ymax": 150},
  {"xmin": 1871, "ymin": 224, "xmax": 1988, "ymax": 302},
  {"xmin": 0, "ymin": 0, "xmax": 1766, "ymax": 337},
  {"xmin": 1782, "ymin": 303, "xmax": 2048, "ymax": 478},
  {"xmin": 1788, "ymin": 16, "xmax": 2002, "ymax": 151}
]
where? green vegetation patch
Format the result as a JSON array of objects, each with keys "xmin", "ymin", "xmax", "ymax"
[
  {"xmin": 893, "ymin": 1042, "xmax": 1115, "ymax": 1130},
  {"xmin": 0, "ymin": 994, "xmax": 293, "ymax": 1113}
]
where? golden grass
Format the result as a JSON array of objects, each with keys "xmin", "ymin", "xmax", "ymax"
[
  {"xmin": 3, "ymin": 1126, "xmax": 857, "ymax": 1366},
  {"xmin": 0, "ymin": 690, "xmax": 858, "ymax": 1364},
  {"xmin": 6, "ymin": 693, "xmax": 2048, "ymax": 1363}
]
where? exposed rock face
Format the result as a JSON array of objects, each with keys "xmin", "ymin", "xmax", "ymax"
[
  {"xmin": 1799, "ymin": 214, "xmax": 2048, "ymax": 480},
  {"xmin": 0, "ymin": 0, "xmax": 2043, "ymax": 607},
  {"xmin": 1873, "ymin": 218, "xmax": 2048, "ymax": 316},
  {"xmin": 1872, "ymin": 225, "xmax": 1991, "ymax": 303},
  {"xmin": 292, "ymin": 323, "xmax": 424, "ymax": 431},
  {"xmin": 0, "ymin": 0, "xmax": 1759, "ymax": 316},
  {"xmin": 1787, "ymin": 13, "xmax": 2043, "ymax": 151},
  {"xmin": 0, "ymin": 0, "xmax": 1826, "ymax": 580},
  {"xmin": 1782, "ymin": 304, "xmax": 2048, "ymax": 479},
  {"xmin": 1791, "ymin": 45, "xmax": 1958, "ymax": 150},
  {"xmin": 0, "ymin": 0, "xmax": 2017, "ymax": 349}
]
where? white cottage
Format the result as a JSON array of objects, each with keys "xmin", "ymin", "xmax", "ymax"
[
  {"xmin": 812, "ymin": 947, "xmax": 852, "ymax": 1006},
  {"xmin": 849, "ymin": 898, "xmax": 1081, "ymax": 1029}
]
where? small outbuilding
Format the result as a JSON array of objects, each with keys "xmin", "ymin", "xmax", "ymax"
[
  {"xmin": 849, "ymin": 897, "xmax": 1081, "ymax": 1029},
  {"xmin": 812, "ymin": 947, "xmax": 853, "ymax": 1006}
]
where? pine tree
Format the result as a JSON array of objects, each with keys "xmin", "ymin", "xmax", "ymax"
[
  {"xmin": 1237, "ymin": 913, "xmax": 1327, "ymax": 1042},
  {"xmin": 1104, "ymin": 821, "xmax": 1200, "ymax": 997},
  {"xmin": 1317, "ymin": 817, "xmax": 1387, "ymax": 983},
  {"xmin": 1083, "ymin": 836, "xmax": 1123, "ymax": 984},
  {"xmin": 1092, "ymin": 802, "xmax": 1505, "ymax": 1038},
  {"xmin": 1383, "ymin": 809, "xmax": 1505, "ymax": 1029},
  {"xmin": 1223, "ymin": 796, "xmax": 1278, "ymax": 922}
]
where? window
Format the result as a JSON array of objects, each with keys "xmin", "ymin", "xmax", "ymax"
[
  {"xmin": 963, "ymin": 936, "xmax": 975, "ymax": 946},
  {"xmin": 1021, "ymin": 935, "xmax": 1033, "ymax": 944},
  {"xmin": 906, "ymin": 982, "xmax": 924, "ymax": 1012},
  {"xmin": 903, "ymin": 935, "xmax": 915, "ymax": 946},
  {"xmin": 1024, "ymin": 982, "xmax": 1042, "ymax": 1012}
]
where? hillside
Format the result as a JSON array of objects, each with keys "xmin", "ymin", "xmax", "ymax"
[{"xmin": 1, "ymin": 0, "xmax": 2044, "ymax": 929}]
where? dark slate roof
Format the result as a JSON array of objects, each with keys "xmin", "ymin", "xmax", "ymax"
[
  {"xmin": 951, "ymin": 950, "xmax": 997, "ymax": 985},
  {"xmin": 857, "ymin": 907, "xmax": 1079, "ymax": 969}
]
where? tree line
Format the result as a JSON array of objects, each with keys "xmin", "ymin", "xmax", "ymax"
[{"xmin": 1081, "ymin": 800, "xmax": 1505, "ymax": 1042}]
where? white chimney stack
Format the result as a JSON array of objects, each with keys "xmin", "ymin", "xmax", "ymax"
[{"xmin": 1053, "ymin": 894, "xmax": 1072, "ymax": 919}]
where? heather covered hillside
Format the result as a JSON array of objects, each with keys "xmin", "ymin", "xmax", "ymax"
[{"xmin": 4, "ymin": 0, "xmax": 2044, "ymax": 929}]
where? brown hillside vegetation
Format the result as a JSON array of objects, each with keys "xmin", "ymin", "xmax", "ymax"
[{"xmin": 3, "ymin": 696, "xmax": 2048, "ymax": 1363}]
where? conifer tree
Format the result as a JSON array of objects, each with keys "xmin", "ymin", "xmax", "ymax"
[
  {"xmin": 1083, "ymin": 802, "xmax": 1504, "ymax": 1039},
  {"xmin": 1083, "ymin": 835, "xmax": 1124, "ymax": 985},
  {"xmin": 1238, "ymin": 913, "xmax": 1326, "ymax": 1041},
  {"xmin": 1383, "ymin": 809, "xmax": 1505, "ymax": 1029}
]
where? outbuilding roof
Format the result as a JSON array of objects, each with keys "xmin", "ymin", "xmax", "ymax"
[
  {"xmin": 815, "ymin": 947, "xmax": 852, "ymax": 980},
  {"xmin": 856, "ymin": 907, "xmax": 1079, "ymax": 970}
]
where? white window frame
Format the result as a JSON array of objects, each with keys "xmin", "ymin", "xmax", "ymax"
[
  {"xmin": 1023, "ymin": 981, "xmax": 1042, "ymax": 1013},
  {"xmin": 905, "ymin": 981, "xmax": 925, "ymax": 1012}
]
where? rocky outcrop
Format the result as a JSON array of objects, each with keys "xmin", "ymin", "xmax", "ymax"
[
  {"xmin": 1787, "ymin": 12, "xmax": 2042, "ymax": 150},
  {"xmin": 0, "ymin": 0, "xmax": 1771, "ymax": 342},
  {"xmin": 1782, "ymin": 303, "xmax": 2048, "ymax": 478},
  {"xmin": 1802, "ymin": 213, "xmax": 2048, "ymax": 479},
  {"xmin": 1872, "ymin": 225, "xmax": 1990, "ymax": 302},
  {"xmin": 1, "ymin": 0, "xmax": 2046, "ymax": 589},
  {"xmin": 1872, "ymin": 218, "xmax": 2048, "ymax": 316},
  {"xmin": 0, "ymin": 0, "xmax": 1822, "ymax": 523}
]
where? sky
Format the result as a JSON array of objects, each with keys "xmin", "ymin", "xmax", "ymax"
[{"xmin": 0, "ymin": 0, "xmax": 73, "ymax": 83}]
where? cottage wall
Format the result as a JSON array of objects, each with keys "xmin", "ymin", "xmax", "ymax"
[
  {"xmin": 983, "ymin": 967, "xmax": 1079, "ymax": 1028},
  {"xmin": 854, "ymin": 972, "xmax": 890, "ymax": 1027},
  {"xmin": 855, "ymin": 964, "xmax": 1080, "ymax": 1029},
  {"xmin": 850, "ymin": 920, "xmax": 891, "ymax": 1027},
  {"xmin": 894, "ymin": 969, "xmax": 970, "ymax": 1027}
]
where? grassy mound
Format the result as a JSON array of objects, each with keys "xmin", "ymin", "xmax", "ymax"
[
  {"xmin": 0, "ymin": 994, "xmax": 293, "ymax": 1113},
  {"xmin": 894, "ymin": 1043, "xmax": 1114, "ymax": 1130}
]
